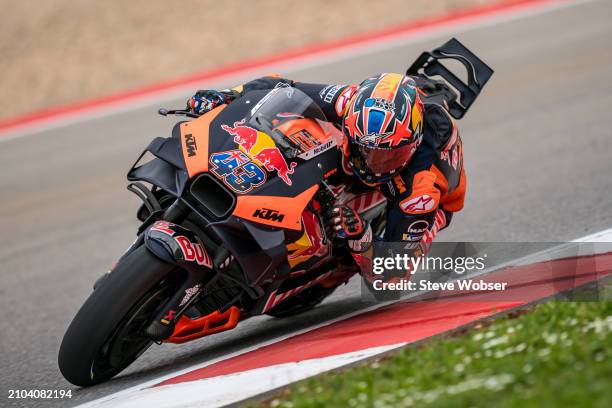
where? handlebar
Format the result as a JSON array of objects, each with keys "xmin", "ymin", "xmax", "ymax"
[{"xmin": 158, "ymin": 108, "xmax": 201, "ymax": 119}]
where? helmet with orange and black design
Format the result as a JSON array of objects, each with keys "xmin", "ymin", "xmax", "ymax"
[{"xmin": 342, "ymin": 73, "xmax": 424, "ymax": 184}]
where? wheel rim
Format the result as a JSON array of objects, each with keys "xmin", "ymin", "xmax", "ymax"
[{"xmin": 91, "ymin": 278, "xmax": 176, "ymax": 378}]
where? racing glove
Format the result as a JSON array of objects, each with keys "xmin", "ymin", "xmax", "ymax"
[
  {"xmin": 187, "ymin": 89, "xmax": 240, "ymax": 115},
  {"xmin": 324, "ymin": 205, "xmax": 372, "ymax": 253}
]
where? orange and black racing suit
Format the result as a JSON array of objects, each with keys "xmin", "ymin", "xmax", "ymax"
[{"xmin": 235, "ymin": 76, "xmax": 466, "ymax": 254}]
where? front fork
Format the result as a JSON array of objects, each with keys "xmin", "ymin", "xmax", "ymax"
[{"xmin": 140, "ymin": 200, "xmax": 217, "ymax": 341}]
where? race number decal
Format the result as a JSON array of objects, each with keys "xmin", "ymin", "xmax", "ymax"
[{"xmin": 209, "ymin": 150, "xmax": 266, "ymax": 193}]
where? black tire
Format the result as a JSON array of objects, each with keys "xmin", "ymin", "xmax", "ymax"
[
  {"xmin": 58, "ymin": 246, "xmax": 178, "ymax": 387},
  {"xmin": 266, "ymin": 284, "xmax": 338, "ymax": 318}
]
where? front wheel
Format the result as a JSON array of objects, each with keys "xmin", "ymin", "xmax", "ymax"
[{"xmin": 58, "ymin": 246, "xmax": 178, "ymax": 387}]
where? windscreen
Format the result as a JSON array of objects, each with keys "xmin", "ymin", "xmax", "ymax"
[
  {"xmin": 245, "ymin": 85, "xmax": 334, "ymax": 158},
  {"xmin": 248, "ymin": 86, "xmax": 325, "ymax": 131}
]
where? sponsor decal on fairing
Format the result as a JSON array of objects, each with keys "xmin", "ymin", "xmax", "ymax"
[
  {"xmin": 183, "ymin": 133, "xmax": 197, "ymax": 157},
  {"xmin": 252, "ymin": 208, "xmax": 285, "ymax": 222},
  {"xmin": 150, "ymin": 221, "xmax": 213, "ymax": 268},
  {"xmin": 297, "ymin": 139, "xmax": 336, "ymax": 160},
  {"xmin": 174, "ymin": 236, "xmax": 213, "ymax": 268},
  {"xmin": 178, "ymin": 284, "xmax": 203, "ymax": 308},
  {"xmin": 218, "ymin": 120, "xmax": 298, "ymax": 187},
  {"xmin": 209, "ymin": 150, "xmax": 267, "ymax": 193}
]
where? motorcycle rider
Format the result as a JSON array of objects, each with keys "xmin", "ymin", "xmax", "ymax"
[{"xmin": 187, "ymin": 73, "xmax": 466, "ymax": 281}]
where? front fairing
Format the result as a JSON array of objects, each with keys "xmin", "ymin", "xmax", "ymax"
[
  {"xmin": 207, "ymin": 89, "xmax": 338, "ymax": 197},
  {"xmin": 127, "ymin": 123, "xmax": 189, "ymax": 197},
  {"xmin": 130, "ymin": 88, "xmax": 341, "ymax": 288}
]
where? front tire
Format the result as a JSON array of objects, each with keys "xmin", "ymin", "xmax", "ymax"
[{"xmin": 58, "ymin": 246, "xmax": 177, "ymax": 387}]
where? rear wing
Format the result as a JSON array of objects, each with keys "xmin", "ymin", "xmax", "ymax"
[{"xmin": 407, "ymin": 38, "xmax": 494, "ymax": 119}]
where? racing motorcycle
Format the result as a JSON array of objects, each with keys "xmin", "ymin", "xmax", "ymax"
[{"xmin": 58, "ymin": 38, "xmax": 493, "ymax": 386}]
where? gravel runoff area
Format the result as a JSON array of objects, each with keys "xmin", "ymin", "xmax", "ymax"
[{"xmin": 0, "ymin": 0, "xmax": 503, "ymax": 121}]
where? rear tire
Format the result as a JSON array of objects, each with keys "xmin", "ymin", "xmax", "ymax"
[{"xmin": 58, "ymin": 246, "xmax": 177, "ymax": 387}]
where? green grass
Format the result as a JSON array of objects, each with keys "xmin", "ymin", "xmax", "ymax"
[{"xmin": 261, "ymin": 286, "xmax": 611, "ymax": 408}]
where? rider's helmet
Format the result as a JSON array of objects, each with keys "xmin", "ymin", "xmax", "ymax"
[{"xmin": 342, "ymin": 73, "xmax": 424, "ymax": 184}]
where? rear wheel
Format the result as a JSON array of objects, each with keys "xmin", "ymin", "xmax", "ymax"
[{"xmin": 58, "ymin": 246, "xmax": 178, "ymax": 387}]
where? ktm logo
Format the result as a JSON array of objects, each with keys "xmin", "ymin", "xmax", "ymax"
[
  {"xmin": 184, "ymin": 133, "xmax": 197, "ymax": 157},
  {"xmin": 253, "ymin": 208, "xmax": 285, "ymax": 222}
]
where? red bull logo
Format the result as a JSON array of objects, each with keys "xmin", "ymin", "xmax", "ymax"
[
  {"xmin": 221, "ymin": 119, "xmax": 259, "ymax": 153},
  {"xmin": 253, "ymin": 147, "xmax": 297, "ymax": 186},
  {"xmin": 287, "ymin": 210, "xmax": 329, "ymax": 267},
  {"xmin": 220, "ymin": 119, "xmax": 297, "ymax": 186}
]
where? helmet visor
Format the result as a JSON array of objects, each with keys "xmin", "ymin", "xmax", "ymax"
[{"xmin": 349, "ymin": 139, "xmax": 417, "ymax": 176}]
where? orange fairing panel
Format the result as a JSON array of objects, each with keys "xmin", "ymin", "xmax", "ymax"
[
  {"xmin": 180, "ymin": 105, "xmax": 226, "ymax": 178},
  {"xmin": 233, "ymin": 185, "xmax": 319, "ymax": 230},
  {"xmin": 277, "ymin": 118, "xmax": 343, "ymax": 148}
]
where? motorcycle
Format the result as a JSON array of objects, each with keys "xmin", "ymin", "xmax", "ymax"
[{"xmin": 58, "ymin": 38, "xmax": 493, "ymax": 386}]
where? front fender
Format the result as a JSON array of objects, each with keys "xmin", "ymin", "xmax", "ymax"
[{"xmin": 144, "ymin": 220, "xmax": 213, "ymax": 269}]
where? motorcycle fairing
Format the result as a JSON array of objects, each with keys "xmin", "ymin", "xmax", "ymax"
[
  {"xmin": 209, "ymin": 204, "xmax": 336, "ymax": 288},
  {"xmin": 180, "ymin": 105, "xmax": 226, "ymax": 178},
  {"xmin": 260, "ymin": 269, "xmax": 334, "ymax": 314},
  {"xmin": 287, "ymin": 209, "xmax": 332, "ymax": 271},
  {"xmin": 206, "ymin": 91, "xmax": 339, "ymax": 197},
  {"xmin": 137, "ymin": 89, "xmax": 342, "ymax": 287},
  {"xmin": 145, "ymin": 220, "xmax": 214, "ymax": 270},
  {"xmin": 207, "ymin": 217, "xmax": 290, "ymax": 287},
  {"xmin": 204, "ymin": 91, "xmax": 339, "ymax": 230},
  {"xmin": 225, "ymin": 147, "xmax": 335, "ymax": 231},
  {"xmin": 127, "ymin": 131, "xmax": 189, "ymax": 196},
  {"xmin": 232, "ymin": 185, "xmax": 319, "ymax": 230}
]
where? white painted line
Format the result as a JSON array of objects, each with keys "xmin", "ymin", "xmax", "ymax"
[
  {"xmin": 574, "ymin": 227, "xmax": 612, "ymax": 243},
  {"xmin": 86, "ymin": 344, "xmax": 401, "ymax": 408}
]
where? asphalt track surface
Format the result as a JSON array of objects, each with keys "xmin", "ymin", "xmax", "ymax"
[{"xmin": 1, "ymin": 0, "xmax": 611, "ymax": 406}]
